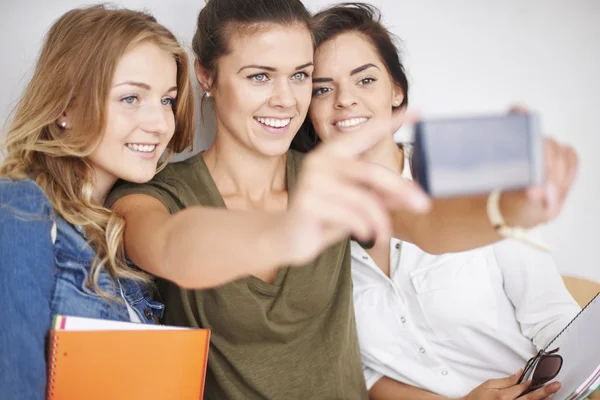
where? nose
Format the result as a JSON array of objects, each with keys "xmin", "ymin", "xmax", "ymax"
[
  {"xmin": 335, "ymin": 85, "xmax": 358, "ymax": 110},
  {"xmin": 269, "ymin": 79, "xmax": 296, "ymax": 109},
  {"xmin": 140, "ymin": 100, "xmax": 172, "ymax": 136}
]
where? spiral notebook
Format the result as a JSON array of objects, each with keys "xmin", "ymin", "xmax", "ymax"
[
  {"xmin": 546, "ymin": 293, "xmax": 600, "ymax": 400},
  {"xmin": 46, "ymin": 315, "xmax": 211, "ymax": 400}
]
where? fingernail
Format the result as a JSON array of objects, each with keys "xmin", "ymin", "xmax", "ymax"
[
  {"xmin": 550, "ymin": 382, "xmax": 561, "ymax": 390},
  {"xmin": 546, "ymin": 183, "xmax": 558, "ymax": 210}
]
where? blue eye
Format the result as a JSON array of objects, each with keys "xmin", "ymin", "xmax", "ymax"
[
  {"xmin": 292, "ymin": 72, "xmax": 309, "ymax": 81},
  {"xmin": 249, "ymin": 73, "xmax": 269, "ymax": 82},
  {"xmin": 312, "ymin": 87, "xmax": 331, "ymax": 97},
  {"xmin": 162, "ymin": 97, "xmax": 175, "ymax": 107},
  {"xmin": 121, "ymin": 95, "xmax": 139, "ymax": 104}
]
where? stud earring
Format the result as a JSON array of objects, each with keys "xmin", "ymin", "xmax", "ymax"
[
  {"xmin": 204, "ymin": 91, "xmax": 211, "ymax": 98},
  {"xmin": 61, "ymin": 121, "xmax": 67, "ymax": 128}
]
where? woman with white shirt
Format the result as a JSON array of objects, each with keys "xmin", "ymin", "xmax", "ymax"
[{"xmin": 305, "ymin": 3, "xmax": 581, "ymax": 400}]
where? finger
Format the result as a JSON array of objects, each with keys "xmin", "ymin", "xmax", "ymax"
[
  {"xmin": 557, "ymin": 144, "xmax": 578, "ymax": 205},
  {"xmin": 544, "ymin": 138, "xmax": 560, "ymax": 187},
  {"xmin": 312, "ymin": 197, "xmax": 374, "ymax": 244},
  {"xmin": 525, "ymin": 185, "xmax": 546, "ymax": 203},
  {"xmin": 403, "ymin": 110, "xmax": 421, "ymax": 125},
  {"xmin": 312, "ymin": 175, "xmax": 393, "ymax": 241},
  {"xmin": 320, "ymin": 117, "xmax": 393, "ymax": 158},
  {"xmin": 508, "ymin": 104, "xmax": 529, "ymax": 114},
  {"xmin": 536, "ymin": 138, "xmax": 560, "ymax": 217},
  {"xmin": 390, "ymin": 106, "xmax": 407, "ymax": 134},
  {"xmin": 497, "ymin": 379, "xmax": 533, "ymax": 399},
  {"xmin": 563, "ymin": 145, "xmax": 579, "ymax": 190},
  {"xmin": 300, "ymin": 191, "xmax": 373, "ymax": 243},
  {"xmin": 553, "ymin": 145, "xmax": 568, "ymax": 196},
  {"xmin": 484, "ymin": 369, "xmax": 523, "ymax": 389},
  {"xmin": 518, "ymin": 381, "xmax": 561, "ymax": 400},
  {"xmin": 547, "ymin": 145, "xmax": 569, "ymax": 219},
  {"xmin": 338, "ymin": 161, "xmax": 431, "ymax": 213},
  {"xmin": 391, "ymin": 107, "xmax": 421, "ymax": 134}
]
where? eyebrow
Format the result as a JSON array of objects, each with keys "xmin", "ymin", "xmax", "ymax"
[
  {"xmin": 312, "ymin": 77, "xmax": 333, "ymax": 83},
  {"xmin": 312, "ymin": 63, "xmax": 381, "ymax": 84},
  {"xmin": 237, "ymin": 62, "xmax": 314, "ymax": 73},
  {"xmin": 114, "ymin": 81, "xmax": 178, "ymax": 93},
  {"xmin": 350, "ymin": 63, "xmax": 379, "ymax": 75}
]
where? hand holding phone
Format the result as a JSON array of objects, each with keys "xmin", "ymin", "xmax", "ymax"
[{"xmin": 412, "ymin": 113, "xmax": 543, "ymax": 198}]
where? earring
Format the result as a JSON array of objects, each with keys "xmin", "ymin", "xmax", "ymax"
[
  {"xmin": 60, "ymin": 121, "xmax": 67, "ymax": 128},
  {"xmin": 204, "ymin": 91, "xmax": 211, "ymax": 98},
  {"xmin": 393, "ymin": 100, "xmax": 401, "ymax": 107}
]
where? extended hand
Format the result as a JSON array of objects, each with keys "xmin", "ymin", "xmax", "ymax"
[{"xmin": 460, "ymin": 370, "xmax": 561, "ymax": 400}]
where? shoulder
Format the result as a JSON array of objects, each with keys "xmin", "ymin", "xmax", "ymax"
[
  {"xmin": 106, "ymin": 154, "xmax": 204, "ymax": 211},
  {"xmin": 161, "ymin": 153, "xmax": 203, "ymax": 177},
  {"xmin": 0, "ymin": 177, "xmax": 53, "ymax": 217}
]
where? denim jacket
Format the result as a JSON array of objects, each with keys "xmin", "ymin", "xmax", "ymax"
[{"xmin": 0, "ymin": 178, "xmax": 164, "ymax": 400}]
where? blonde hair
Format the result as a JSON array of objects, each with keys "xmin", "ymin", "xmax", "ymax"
[{"xmin": 0, "ymin": 4, "xmax": 195, "ymax": 298}]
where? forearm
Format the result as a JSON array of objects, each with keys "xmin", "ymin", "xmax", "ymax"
[
  {"xmin": 393, "ymin": 190, "xmax": 539, "ymax": 254},
  {"xmin": 369, "ymin": 377, "xmax": 447, "ymax": 400},
  {"xmin": 160, "ymin": 207, "xmax": 287, "ymax": 289}
]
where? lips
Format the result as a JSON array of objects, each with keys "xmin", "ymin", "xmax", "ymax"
[
  {"xmin": 254, "ymin": 116, "xmax": 293, "ymax": 128},
  {"xmin": 333, "ymin": 117, "xmax": 369, "ymax": 128},
  {"xmin": 126, "ymin": 143, "xmax": 157, "ymax": 153}
]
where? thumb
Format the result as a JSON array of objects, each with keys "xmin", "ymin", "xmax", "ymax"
[
  {"xmin": 391, "ymin": 106, "xmax": 420, "ymax": 134},
  {"xmin": 489, "ymin": 369, "xmax": 523, "ymax": 389}
]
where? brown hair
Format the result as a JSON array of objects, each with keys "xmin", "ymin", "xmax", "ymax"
[
  {"xmin": 293, "ymin": 2, "xmax": 410, "ymax": 152},
  {"xmin": 0, "ymin": 4, "xmax": 195, "ymax": 297},
  {"xmin": 192, "ymin": 0, "xmax": 312, "ymax": 96}
]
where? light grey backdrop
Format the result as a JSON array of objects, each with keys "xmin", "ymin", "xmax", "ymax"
[{"xmin": 1, "ymin": 0, "xmax": 598, "ymax": 281}]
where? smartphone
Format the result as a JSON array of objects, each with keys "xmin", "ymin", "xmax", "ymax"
[{"xmin": 411, "ymin": 113, "xmax": 544, "ymax": 198}]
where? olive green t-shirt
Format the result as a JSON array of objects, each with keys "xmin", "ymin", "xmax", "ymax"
[{"xmin": 106, "ymin": 150, "xmax": 368, "ymax": 400}]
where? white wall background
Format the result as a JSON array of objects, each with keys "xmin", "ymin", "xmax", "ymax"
[{"xmin": 1, "ymin": 0, "xmax": 598, "ymax": 281}]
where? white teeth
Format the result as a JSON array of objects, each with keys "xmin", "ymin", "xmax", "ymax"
[
  {"xmin": 255, "ymin": 117, "xmax": 291, "ymax": 128},
  {"xmin": 127, "ymin": 143, "xmax": 156, "ymax": 153},
  {"xmin": 335, "ymin": 117, "xmax": 368, "ymax": 127}
]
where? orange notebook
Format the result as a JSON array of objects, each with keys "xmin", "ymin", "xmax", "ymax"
[{"xmin": 46, "ymin": 315, "xmax": 210, "ymax": 400}]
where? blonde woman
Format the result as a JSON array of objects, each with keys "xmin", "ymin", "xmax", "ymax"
[{"xmin": 0, "ymin": 5, "xmax": 194, "ymax": 399}]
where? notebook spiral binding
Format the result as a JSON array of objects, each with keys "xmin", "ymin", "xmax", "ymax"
[
  {"xmin": 545, "ymin": 292, "xmax": 599, "ymax": 351},
  {"xmin": 47, "ymin": 332, "xmax": 59, "ymax": 399}
]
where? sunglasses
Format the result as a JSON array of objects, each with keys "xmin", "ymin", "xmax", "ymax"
[{"xmin": 518, "ymin": 347, "xmax": 563, "ymax": 395}]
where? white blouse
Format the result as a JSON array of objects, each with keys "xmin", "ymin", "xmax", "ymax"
[{"xmin": 351, "ymin": 236, "xmax": 580, "ymax": 398}]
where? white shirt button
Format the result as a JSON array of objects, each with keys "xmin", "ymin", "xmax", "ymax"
[
  {"xmin": 362, "ymin": 255, "xmax": 368, "ymax": 260},
  {"xmin": 419, "ymin": 347, "xmax": 426, "ymax": 354},
  {"xmin": 441, "ymin": 370, "xmax": 448, "ymax": 376},
  {"xmin": 400, "ymin": 317, "xmax": 406, "ymax": 323},
  {"xmin": 395, "ymin": 243, "xmax": 401, "ymax": 249}
]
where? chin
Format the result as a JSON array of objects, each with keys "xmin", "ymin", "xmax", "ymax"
[
  {"xmin": 249, "ymin": 134, "xmax": 294, "ymax": 157},
  {"xmin": 121, "ymin": 168, "xmax": 157, "ymax": 184},
  {"xmin": 258, "ymin": 140, "xmax": 294, "ymax": 157}
]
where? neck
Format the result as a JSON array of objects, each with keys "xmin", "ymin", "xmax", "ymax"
[
  {"xmin": 363, "ymin": 135, "xmax": 404, "ymax": 174},
  {"xmin": 90, "ymin": 169, "xmax": 116, "ymax": 207},
  {"xmin": 203, "ymin": 130, "xmax": 287, "ymax": 200}
]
